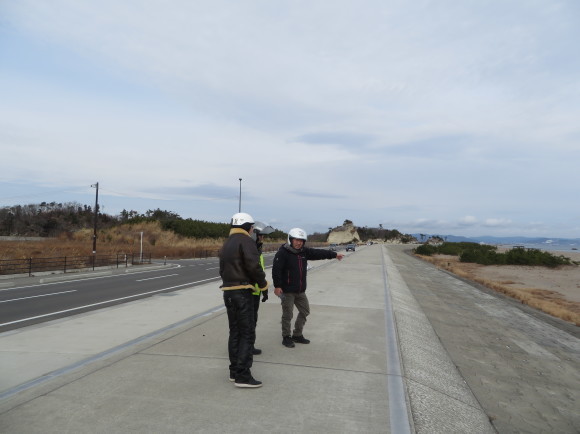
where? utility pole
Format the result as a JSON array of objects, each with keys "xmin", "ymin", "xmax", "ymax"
[
  {"xmin": 238, "ymin": 178, "xmax": 242, "ymax": 212},
  {"xmin": 91, "ymin": 182, "xmax": 99, "ymax": 254}
]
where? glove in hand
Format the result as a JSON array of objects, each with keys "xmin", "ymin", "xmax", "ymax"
[{"xmin": 261, "ymin": 289, "xmax": 269, "ymax": 302}]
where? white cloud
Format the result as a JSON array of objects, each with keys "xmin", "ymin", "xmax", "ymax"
[
  {"xmin": 459, "ymin": 216, "xmax": 478, "ymax": 226},
  {"xmin": 484, "ymin": 218, "xmax": 513, "ymax": 228},
  {"xmin": 1, "ymin": 1, "xmax": 580, "ymax": 237}
]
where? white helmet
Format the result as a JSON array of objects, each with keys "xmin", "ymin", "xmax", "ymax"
[
  {"xmin": 231, "ymin": 212, "xmax": 254, "ymax": 227},
  {"xmin": 288, "ymin": 227, "xmax": 307, "ymax": 244}
]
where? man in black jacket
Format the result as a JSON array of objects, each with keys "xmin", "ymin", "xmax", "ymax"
[
  {"xmin": 220, "ymin": 212, "xmax": 269, "ymax": 388},
  {"xmin": 273, "ymin": 228, "xmax": 344, "ymax": 348}
]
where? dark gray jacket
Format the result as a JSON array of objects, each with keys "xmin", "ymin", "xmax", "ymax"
[
  {"xmin": 272, "ymin": 244, "xmax": 337, "ymax": 293},
  {"xmin": 219, "ymin": 228, "xmax": 268, "ymax": 291}
]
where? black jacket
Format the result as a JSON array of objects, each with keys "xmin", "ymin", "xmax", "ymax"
[
  {"xmin": 219, "ymin": 228, "xmax": 268, "ymax": 291},
  {"xmin": 272, "ymin": 244, "xmax": 337, "ymax": 293}
]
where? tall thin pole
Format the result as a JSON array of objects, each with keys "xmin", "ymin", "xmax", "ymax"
[
  {"xmin": 238, "ymin": 178, "xmax": 242, "ymax": 212},
  {"xmin": 91, "ymin": 182, "xmax": 99, "ymax": 254}
]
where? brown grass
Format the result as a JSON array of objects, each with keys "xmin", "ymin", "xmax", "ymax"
[
  {"xmin": 1, "ymin": 222, "xmax": 288, "ymax": 260},
  {"xmin": 416, "ymin": 254, "xmax": 580, "ymax": 326},
  {"xmin": 1, "ymin": 222, "xmax": 286, "ymax": 260}
]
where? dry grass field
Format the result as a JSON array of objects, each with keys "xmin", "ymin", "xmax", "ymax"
[
  {"xmin": 416, "ymin": 251, "xmax": 580, "ymax": 326},
  {"xmin": 0, "ymin": 222, "xmax": 227, "ymax": 259},
  {"xmin": 0, "ymin": 221, "xmax": 287, "ymax": 261}
]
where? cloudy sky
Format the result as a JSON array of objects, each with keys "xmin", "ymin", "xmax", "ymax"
[{"xmin": 1, "ymin": 0, "xmax": 579, "ymax": 238}]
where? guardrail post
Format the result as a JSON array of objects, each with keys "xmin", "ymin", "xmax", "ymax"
[
  {"xmin": 64, "ymin": 256, "xmax": 67, "ymax": 273},
  {"xmin": 28, "ymin": 257, "xmax": 32, "ymax": 276}
]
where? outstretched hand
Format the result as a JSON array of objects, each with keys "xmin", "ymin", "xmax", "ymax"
[{"xmin": 336, "ymin": 253, "xmax": 345, "ymax": 261}]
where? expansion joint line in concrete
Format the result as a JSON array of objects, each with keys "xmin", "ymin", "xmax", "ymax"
[
  {"xmin": 381, "ymin": 245, "xmax": 413, "ymax": 434},
  {"xmin": 403, "ymin": 375, "xmax": 493, "ymax": 415},
  {"xmin": 0, "ymin": 304, "xmax": 226, "ymax": 401},
  {"xmin": 253, "ymin": 360, "xmax": 388, "ymax": 376}
]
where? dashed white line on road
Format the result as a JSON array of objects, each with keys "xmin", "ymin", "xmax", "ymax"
[
  {"xmin": 0, "ymin": 290, "xmax": 77, "ymax": 303},
  {"xmin": 136, "ymin": 274, "xmax": 179, "ymax": 281},
  {"xmin": 0, "ymin": 277, "xmax": 221, "ymax": 327}
]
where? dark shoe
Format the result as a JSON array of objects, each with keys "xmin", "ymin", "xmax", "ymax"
[
  {"xmin": 234, "ymin": 377, "xmax": 263, "ymax": 388},
  {"xmin": 252, "ymin": 347, "xmax": 262, "ymax": 355},
  {"xmin": 292, "ymin": 335, "xmax": 310, "ymax": 344},
  {"xmin": 282, "ymin": 336, "xmax": 295, "ymax": 348},
  {"xmin": 229, "ymin": 373, "xmax": 235, "ymax": 382}
]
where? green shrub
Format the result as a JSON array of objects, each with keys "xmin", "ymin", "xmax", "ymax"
[
  {"xmin": 414, "ymin": 244, "xmax": 438, "ymax": 255},
  {"xmin": 162, "ymin": 219, "xmax": 230, "ymax": 238},
  {"xmin": 503, "ymin": 247, "xmax": 571, "ymax": 268},
  {"xmin": 415, "ymin": 242, "xmax": 572, "ymax": 268},
  {"xmin": 439, "ymin": 242, "xmax": 491, "ymax": 256},
  {"xmin": 460, "ymin": 248, "xmax": 504, "ymax": 265},
  {"xmin": 460, "ymin": 246, "xmax": 571, "ymax": 268},
  {"xmin": 415, "ymin": 242, "xmax": 496, "ymax": 258}
]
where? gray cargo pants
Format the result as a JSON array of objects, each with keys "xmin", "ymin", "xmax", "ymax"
[{"xmin": 281, "ymin": 292, "xmax": 310, "ymax": 337}]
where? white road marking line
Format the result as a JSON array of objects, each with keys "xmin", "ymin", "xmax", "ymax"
[
  {"xmin": 135, "ymin": 274, "xmax": 179, "ymax": 281},
  {"xmin": 0, "ymin": 290, "xmax": 77, "ymax": 303},
  {"xmin": 1, "ymin": 264, "xmax": 182, "ymax": 292},
  {"xmin": 0, "ymin": 276, "xmax": 221, "ymax": 327}
]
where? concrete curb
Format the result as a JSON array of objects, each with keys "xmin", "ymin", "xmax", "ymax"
[{"xmin": 383, "ymin": 246, "xmax": 495, "ymax": 433}]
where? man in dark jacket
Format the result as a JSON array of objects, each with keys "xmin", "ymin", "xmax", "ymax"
[
  {"xmin": 220, "ymin": 212, "xmax": 269, "ymax": 388},
  {"xmin": 273, "ymin": 228, "xmax": 344, "ymax": 348}
]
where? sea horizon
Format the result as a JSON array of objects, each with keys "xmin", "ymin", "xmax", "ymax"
[{"xmin": 494, "ymin": 241, "xmax": 579, "ymax": 253}]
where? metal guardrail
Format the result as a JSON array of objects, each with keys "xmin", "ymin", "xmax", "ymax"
[{"xmin": 0, "ymin": 253, "xmax": 152, "ymax": 276}]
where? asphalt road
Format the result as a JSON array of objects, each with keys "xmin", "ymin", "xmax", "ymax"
[{"xmin": 0, "ymin": 255, "xmax": 275, "ymax": 333}]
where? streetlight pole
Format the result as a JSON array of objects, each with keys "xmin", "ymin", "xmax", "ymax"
[
  {"xmin": 238, "ymin": 178, "xmax": 242, "ymax": 212},
  {"xmin": 91, "ymin": 182, "xmax": 99, "ymax": 254}
]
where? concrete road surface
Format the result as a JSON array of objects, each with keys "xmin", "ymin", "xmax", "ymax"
[{"xmin": 1, "ymin": 244, "xmax": 577, "ymax": 433}]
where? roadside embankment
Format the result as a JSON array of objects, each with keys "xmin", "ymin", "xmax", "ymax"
[{"xmin": 415, "ymin": 249, "xmax": 580, "ymax": 325}]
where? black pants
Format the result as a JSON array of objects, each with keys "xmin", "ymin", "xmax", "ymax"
[{"xmin": 224, "ymin": 289, "xmax": 256, "ymax": 382}]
